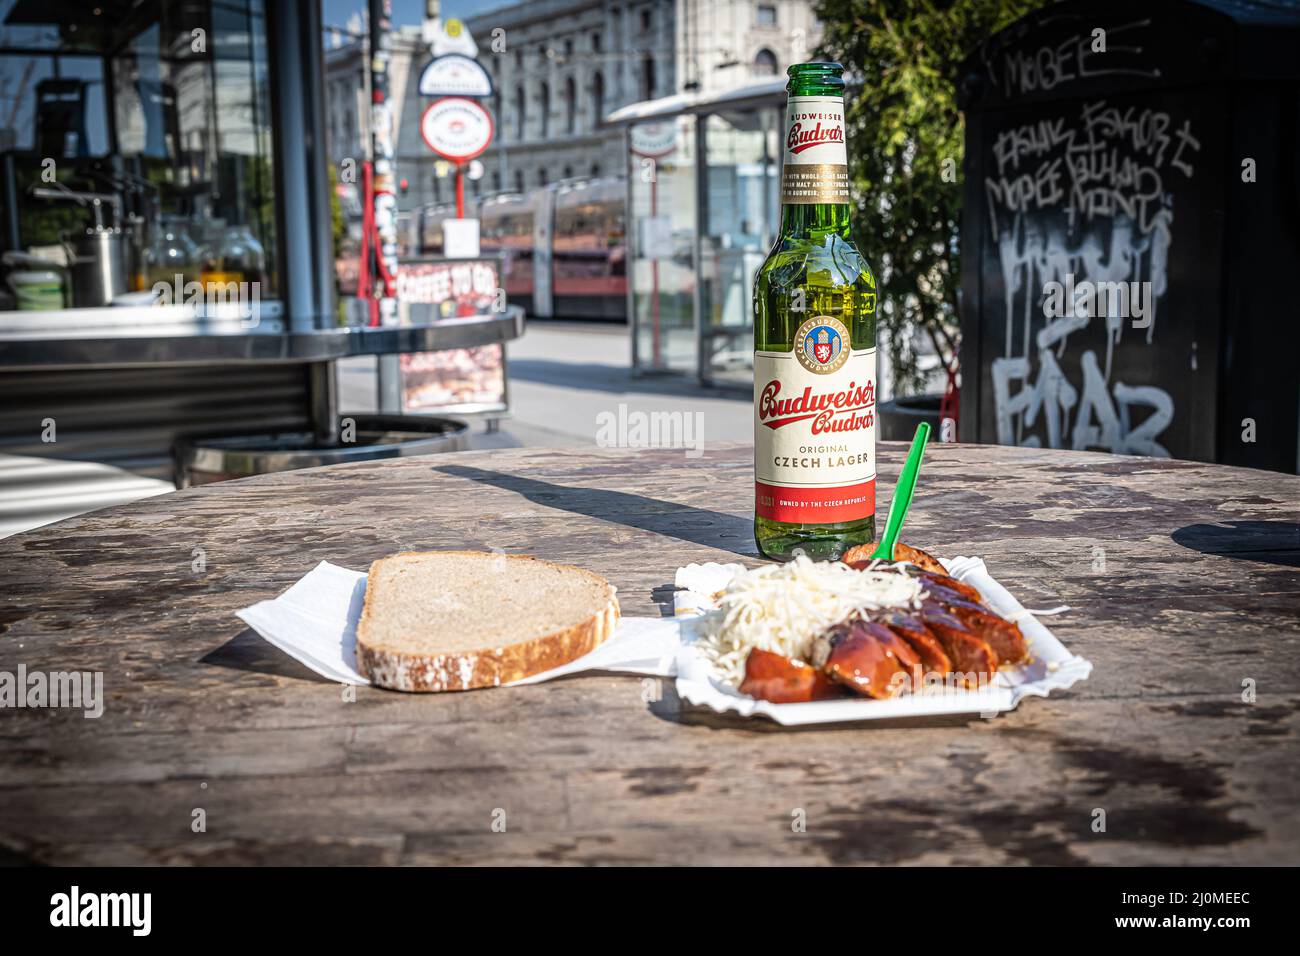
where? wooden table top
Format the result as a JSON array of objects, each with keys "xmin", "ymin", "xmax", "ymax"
[{"xmin": 2, "ymin": 442, "xmax": 1298, "ymax": 866}]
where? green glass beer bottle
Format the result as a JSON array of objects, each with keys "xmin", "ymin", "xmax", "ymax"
[{"xmin": 754, "ymin": 62, "xmax": 878, "ymax": 561}]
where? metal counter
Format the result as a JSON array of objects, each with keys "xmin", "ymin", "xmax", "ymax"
[
  {"xmin": 0, "ymin": 305, "xmax": 525, "ymax": 370},
  {"xmin": 0, "ymin": 305, "xmax": 526, "ymax": 481}
]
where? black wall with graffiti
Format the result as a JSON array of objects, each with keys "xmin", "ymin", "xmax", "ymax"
[{"xmin": 958, "ymin": 0, "xmax": 1300, "ymax": 473}]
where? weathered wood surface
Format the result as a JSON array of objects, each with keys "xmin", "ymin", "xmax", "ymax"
[{"xmin": 1, "ymin": 442, "xmax": 1297, "ymax": 866}]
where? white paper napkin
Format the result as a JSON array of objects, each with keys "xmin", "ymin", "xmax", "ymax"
[
  {"xmin": 236, "ymin": 561, "xmax": 369, "ymax": 684},
  {"xmin": 234, "ymin": 561, "xmax": 681, "ymax": 686}
]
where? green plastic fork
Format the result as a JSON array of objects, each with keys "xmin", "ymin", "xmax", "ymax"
[{"xmin": 869, "ymin": 422, "xmax": 932, "ymax": 561}]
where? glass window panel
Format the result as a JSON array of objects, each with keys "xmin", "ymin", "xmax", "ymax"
[
  {"xmin": 629, "ymin": 117, "xmax": 697, "ymax": 375},
  {"xmin": 0, "ymin": 0, "xmax": 277, "ymax": 308},
  {"xmin": 0, "ymin": 0, "xmax": 107, "ymax": 52},
  {"xmin": 698, "ymin": 107, "xmax": 779, "ymax": 385}
]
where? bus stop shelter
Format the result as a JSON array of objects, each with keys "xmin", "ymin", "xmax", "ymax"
[{"xmin": 606, "ymin": 77, "xmax": 785, "ymax": 388}]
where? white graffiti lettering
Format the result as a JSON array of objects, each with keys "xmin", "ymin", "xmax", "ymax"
[{"xmin": 985, "ymin": 95, "xmax": 1199, "ymax": 457}]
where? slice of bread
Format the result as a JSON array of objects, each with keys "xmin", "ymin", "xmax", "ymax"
[{"xmin": 356, "ymin": 551, "xmax": 620, "ymax": 692}]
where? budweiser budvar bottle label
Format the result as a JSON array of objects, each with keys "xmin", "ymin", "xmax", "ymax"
[
  {"xmin": 754, "ymin": 316, "xmax": 877, "ymax": 523},
  {"xmin": 781, "ymin": 96, "xmax": 851, "ymax": 204}
]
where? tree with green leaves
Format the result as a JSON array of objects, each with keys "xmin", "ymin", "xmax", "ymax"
[{"xmin": 815, "ymin": 0, "xmax": 1045, "ymax": 396}]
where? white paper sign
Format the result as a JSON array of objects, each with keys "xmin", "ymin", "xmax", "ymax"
[
  {"xmin": 443, "ymin": 218, "xmax": 480, "ymax": 258},
  {"xmin": 639, "ymin": 215, "xmax": 673, "ymax": 259}
]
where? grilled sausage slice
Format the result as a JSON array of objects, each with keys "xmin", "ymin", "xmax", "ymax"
[
  {"xmin": 892, "ymin": 542, "xmax": 946, "ymax": 573},
  {"xmin": 917, "ymin": 601, "xmax": 1000, "ymax": 688},
  {"xmin": 841, "ymin": 542, "xmax": 946, "ymax": 574},
  {"xmin": 912, "ymin": 570, "xmax": 984, "ymax": 604},
  {"xmin": 840, "ymin": 543, "xmax": 876, "ymax": 567},
  {"xmin": 882, "ymin": 611, "xmax": 952, "ymax": 681},
  {"xmin": 934, "ymin": 600, "xmax": 1029, "ymax": 665},
  {"xmin": 739, "ymin": 648, "xmax": 846, "ymax": 704},
  {"xmin": 921, "ymin": 582, "xmax": 985, "ymax": 608},
  {"xmin": 873, "ymin": 623, "xmax": 927, "ymax": 695},
  {"xmin": 822, "ymin": 619, "xmax": 917, "ymax": 699}
]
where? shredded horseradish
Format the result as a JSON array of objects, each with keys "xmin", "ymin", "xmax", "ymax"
[{"xmin": 695, "ymin": 556, "xmax": 925, "ymax": 687}]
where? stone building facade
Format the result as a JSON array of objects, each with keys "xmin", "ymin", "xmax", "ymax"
[
  {"xmin": 323, "ymin": 2, "xmax": 822, "ymax": 214},
  {"xmin": 465, "ymin": 0, "xmax": 822, "ymax": 197}
]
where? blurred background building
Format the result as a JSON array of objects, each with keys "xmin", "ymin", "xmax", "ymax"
[
  {"xmin": 463, "ymin": 0, "xmax": 821, "ymax": 195},
  {"xmin": 320, "ymin": 2, "xmax": 823, "ymax": 210}
]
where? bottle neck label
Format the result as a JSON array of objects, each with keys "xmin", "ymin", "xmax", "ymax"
[{"xmin": 781, "ymin": 95, "xmax": 850, "ymax": 205}]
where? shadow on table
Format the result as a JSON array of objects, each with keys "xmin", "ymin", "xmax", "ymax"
[
  {"xmin": 1171, "ymin": 520, "xmax": 1300, "ymax": 568},
  {"xmin": 530, "ymin": 671, "xmax": 982, "ymax": 732},
  {"xmin": 646, "ymin": 681, "xmax": 982, "ymax": 733},
  {"xmin": 201, "ymin": 628, "xmax": 337, "ymax": 684},
  {"xmin": 434, "ymin": 463, "xmax": 756, "ymax": 557}
]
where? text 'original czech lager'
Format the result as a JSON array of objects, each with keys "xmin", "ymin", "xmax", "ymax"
[{"xmin": 754, "ymin": 61, "xmax": 877, "ymax": 561}]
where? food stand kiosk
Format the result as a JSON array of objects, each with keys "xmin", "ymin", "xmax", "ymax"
[{"xmin": 0, "ymin": 0, "xmax": 521, "ymax": 489}]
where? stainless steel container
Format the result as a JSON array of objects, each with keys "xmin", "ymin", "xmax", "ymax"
[{"xmin": 68, "ymin": 229, "xmax": 127, "ymax": 307}]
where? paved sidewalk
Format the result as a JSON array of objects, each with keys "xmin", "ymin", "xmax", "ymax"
[{"xmin": 0, "ymin": 453, "xmax": 173, "ymax": 539}]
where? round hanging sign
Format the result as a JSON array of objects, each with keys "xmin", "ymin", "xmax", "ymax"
[
  {"xmin": 629, "ymin": 120, "xmax": 677, "ymax": 158},
  {"xmin": 418, "ymin": 54, "xmax": 493, "ymax": 98},
  {"xmin": 420, "ymin": 97, "xmax": 494, "ymax": 163}
]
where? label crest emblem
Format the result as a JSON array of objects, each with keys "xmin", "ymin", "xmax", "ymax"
[{"xmin": 795, "ymin": 316, "xmax": 850, "ymax": 374}]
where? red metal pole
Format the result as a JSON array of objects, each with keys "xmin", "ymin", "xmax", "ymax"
[
  {"xmin": 456, "ymin": 164, "xmax": 465, "ymax": 220},
  {"xmin": 368, "ymin": 0, "xmax": 398, "ymax": 325},
  {"xmin": 358, "ymin": 160, "xmax": 378, "ymax": 326}
]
